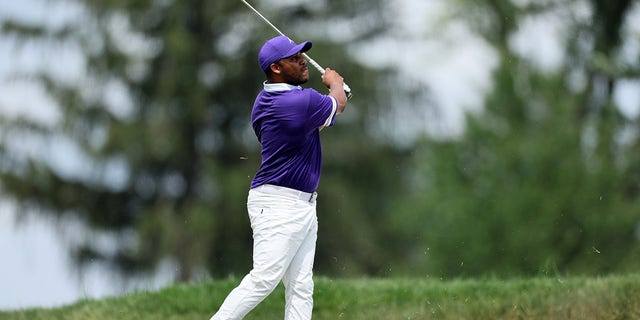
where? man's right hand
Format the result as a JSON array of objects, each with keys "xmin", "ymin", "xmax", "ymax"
[
  {"xmin": 322, "ymin": 68, "xmax": 344, "ymax": 88},
  {"xmin": 322, "ymin": 68, "xmax": 347, "ymax": 114}
]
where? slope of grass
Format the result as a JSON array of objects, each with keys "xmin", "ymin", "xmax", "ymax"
[{"xmin": 2, "ymin": 274, "xmax": 639, "ymax": 319}]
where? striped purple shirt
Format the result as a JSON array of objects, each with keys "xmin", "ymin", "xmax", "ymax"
[{"xmin": 250, "ymin": 82, "xmax": 338, "ymax": 193}]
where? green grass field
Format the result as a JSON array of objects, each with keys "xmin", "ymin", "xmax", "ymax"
[{"xmin": 2, "ymin": 274, "xmax": 639, "ymax": 319}]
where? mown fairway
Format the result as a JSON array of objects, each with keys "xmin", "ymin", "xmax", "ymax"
[{"xmin": 2, "ymin": 275, "xmax": 639, "ymax": 320}]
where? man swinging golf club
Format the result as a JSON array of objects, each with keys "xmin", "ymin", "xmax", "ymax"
[{"xmin": 209, "ymin": 35, "xmax": 348, "ymax": 320}]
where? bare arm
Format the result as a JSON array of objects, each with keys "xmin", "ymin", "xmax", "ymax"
[{"xmin": 322, "ymin": 68, "xmax": 348, "ymax": 115}]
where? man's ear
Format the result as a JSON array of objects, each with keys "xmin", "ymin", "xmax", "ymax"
[{"xmin": 269, "ymin": 63, "xmax": 281, "ymax": 74}]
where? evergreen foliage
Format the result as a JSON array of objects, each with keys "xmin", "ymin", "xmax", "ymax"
[{"xmin": 1, "ymin": 0, "xmax": 639, "ymax": 282}]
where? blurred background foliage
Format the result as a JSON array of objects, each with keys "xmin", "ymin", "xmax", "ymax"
[{"xmin": 0, "ymin": 0, "xmax": 639, "ymax": 283}]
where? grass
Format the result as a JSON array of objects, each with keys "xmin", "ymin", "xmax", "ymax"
[{"xmin": 1, "ymin": 274, "xmax": 639, "ymax": 319}]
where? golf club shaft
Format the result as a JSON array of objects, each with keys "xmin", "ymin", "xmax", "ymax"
[{"xmin": 241, "ymin": 0, "xmax": 352, "ymax": 99}]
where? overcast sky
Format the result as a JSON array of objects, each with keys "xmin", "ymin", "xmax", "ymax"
[{"xmin": 1, "ymin": 0, "xmax": 639, "ymax": 310}]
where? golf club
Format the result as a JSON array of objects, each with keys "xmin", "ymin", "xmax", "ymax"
[{"xmin": 241, "ymin": 0, "xmax": 353, "ymax": 100}]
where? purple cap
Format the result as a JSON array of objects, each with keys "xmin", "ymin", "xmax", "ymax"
[{"xmin": 258, "ymin": 35, "xmax": 312, "ymax": 72}]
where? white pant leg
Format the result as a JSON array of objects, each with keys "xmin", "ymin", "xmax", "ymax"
[
  {"xmin": 211, "ymin": 190, "xmax": 318, "ymax": 320},
  {"xmin": 283, "ymin": 210, "xmax": 317, "ymax": 320}
]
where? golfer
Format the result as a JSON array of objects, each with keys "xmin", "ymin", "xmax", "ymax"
[{"xmin": 209, "ymin": 35, "xmax": 348, "ymax": 320}]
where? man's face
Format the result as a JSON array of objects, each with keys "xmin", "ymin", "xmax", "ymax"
[{"xmin": 275, "ymin": 52, "xmax": 309, "ymax": 85}]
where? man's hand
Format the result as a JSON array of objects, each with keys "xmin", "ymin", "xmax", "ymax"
[{"xmin": 322, "ymin": 68, "xmax": 347, "ymax": 114}]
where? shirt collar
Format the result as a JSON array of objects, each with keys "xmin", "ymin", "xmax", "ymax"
[{"xmin": 263, "ymin": 81, "xmax": 302, "ymax": 92}]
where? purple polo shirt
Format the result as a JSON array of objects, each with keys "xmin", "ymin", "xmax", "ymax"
[{"xmin": 250, "ymin": 82, "xmax": 338, "ymax": 193}]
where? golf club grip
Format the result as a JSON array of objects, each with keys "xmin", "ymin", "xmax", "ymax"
[{"xmin": 303, "ymin": 53, "xmax": 353, "ymax": 100}]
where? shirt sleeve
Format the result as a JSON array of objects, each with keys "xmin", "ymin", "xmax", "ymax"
[{"xmin": 306, "ymin": 89, "xmax": 337, "ymax": 130}]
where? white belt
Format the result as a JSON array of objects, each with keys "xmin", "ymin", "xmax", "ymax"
[{"xmin": 253, "ymin": 184, "xmax": 317, "ymax": 202}]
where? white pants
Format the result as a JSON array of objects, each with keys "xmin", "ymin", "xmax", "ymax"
[{"xmin": 211, "ymin": 185, "xmax": 319, "ymax": 320}]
